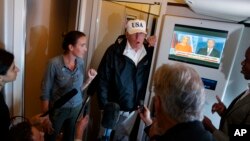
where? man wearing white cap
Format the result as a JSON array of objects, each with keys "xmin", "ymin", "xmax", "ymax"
[{"xmin": 93, "ymin": 19, "xmax": 156, "ymax": 140}]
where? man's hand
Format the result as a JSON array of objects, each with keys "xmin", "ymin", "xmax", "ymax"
[
  {"xmin": 138, "ymin": 105, "xmax": 152, "ymax": 126},
  {"xmin": 202, "ymin": 116, "xmax": 216, "ymax": 133},
  {"xmin": 147, "ymin": 35, "xmax": 157, "ymax": 47},
  {"xmin": 212, "ymin": 95, "xmax": 226, "ymax": 117}
]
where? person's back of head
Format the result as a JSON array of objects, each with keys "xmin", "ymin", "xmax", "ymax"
[
  {"xmin": 153, "ymin": 63, "xmax": 205, "ymax": 123},
  {"xmin": 9, "ymin": 120, "xmax": 33, "ymax": 141}
]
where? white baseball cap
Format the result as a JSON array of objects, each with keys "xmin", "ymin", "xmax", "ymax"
[{"xmin": 126, "ymin": 19, "xmax": 147, "ymax": 35}]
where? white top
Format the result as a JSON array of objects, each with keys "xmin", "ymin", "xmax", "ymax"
[
  {"xmin": 240, "ymin": 83, "xmax": 250, "ymax": 100},
  {"xmin": 207, "ymin": 48, "xmax": 213, "ymax": 55},
  {"xmin": 123, "ymin": 41, "xmax": 147, "ymax": 66}
]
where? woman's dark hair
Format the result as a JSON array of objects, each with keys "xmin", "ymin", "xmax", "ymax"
[
  {"xmin": 0, "ymin": 48, "xmax": 14, "ymax": 75},
  {"xmin": 9, "ymin": 116, "xmax": 33, "ymax": 141},
  {"xmin": 62, "ymin": 31, "xmax": 86, "ymax": 51}
]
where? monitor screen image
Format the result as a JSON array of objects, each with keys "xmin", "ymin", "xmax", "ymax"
[{"xmin": 169, "ymin": 24, "xmax": 228, "ymax": 69}]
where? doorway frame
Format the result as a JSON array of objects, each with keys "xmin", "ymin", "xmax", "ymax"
[
  {"xmin": 78, "ymin": 0, "xmax": 168, "ymax": 140},
  {"xmin": 4, "ymin": 0, "xmax": 26, "ymax": 117}
]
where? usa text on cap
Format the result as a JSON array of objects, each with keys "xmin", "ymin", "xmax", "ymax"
[{"xmin": 127, "ymin": 19, "xmax": 147, "ymax": 34}]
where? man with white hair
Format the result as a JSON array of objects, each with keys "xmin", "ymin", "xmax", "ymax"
[
  {"xmin": 139, "ymin": 63, "xmax": 215, "ymax": 141},
  {"xmin": 93, "ymin": 19, "xmax": 156, "ymax": 140}
]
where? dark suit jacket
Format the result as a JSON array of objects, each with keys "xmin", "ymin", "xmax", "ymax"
[
  {"xmin": 197, "ymin": 47, "xmax": 221, "ymax": 58},
  {"xmin": 145, "ymin": 121, "xmax": 215, "ymax": 141},
  {"xmin": 0, "ymin": 92, "xmax": 10, "ymax": 140},
  {"xmin": 213, "ymin": 91, "xmax": 250, "ymax": 141}
]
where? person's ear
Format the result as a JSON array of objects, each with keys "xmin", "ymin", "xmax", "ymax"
[
  {"xmin": 68, "ymin": 44, "xmax": 74, "ymax": 51},
  {"xmin": 0, "ymin": 75, "xmax": 6, "ymax": 82},
  {"xmin": 125, "ymin": 32, "xmax": 129, "ymax": 38},
  {"xmin": 0, "ymin": 75, "xmax": 5, "ymax": 90},
  {"xmin": 154, "ymin": 95, "xmax": 162, "ymax": 114}
]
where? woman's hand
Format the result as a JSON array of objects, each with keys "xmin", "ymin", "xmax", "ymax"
[
  {"xmin": 30, "ymin": 114, "xmax": 54, "ymax": 134},
  {"xmin": 42, "ymin": 115, "xmax": 54, "ymax": 134},
  {"xmin": 82, "ymin": 68, "xmax": 97, "ymax": 91},
  {"xmin": 87, "ymin": 69, "xmax": 97, "ymax": 81}
]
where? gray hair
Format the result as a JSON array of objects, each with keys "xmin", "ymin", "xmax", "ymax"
[{"xmin": 153, "ymin": 63, "xmax": 205, "ymax": 122}]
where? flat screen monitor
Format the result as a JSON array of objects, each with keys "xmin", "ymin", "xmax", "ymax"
[{"xmin": 169, "ymin": 24, "xmax": 228, "ymax": 69}]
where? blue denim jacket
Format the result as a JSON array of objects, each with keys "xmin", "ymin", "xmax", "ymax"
[{"xmin": 41, "ymin": 55, "xmax": 85, "ymax": 108}]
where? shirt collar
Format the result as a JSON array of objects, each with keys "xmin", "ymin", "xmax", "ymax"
[
  {"xmin": 61, "ymin": 55, "xmax": 79, "ymax": 71},
  {"xmin": 123, "ymin": 41, "xmax": 147, "ymax": 66},
  {"xmin": 125, "ymin": 41, "xmax": 134, "ymax": 52},
  {"xmin": 247, "ymin": 82, "xmax": 250, "ymax": 89}
]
